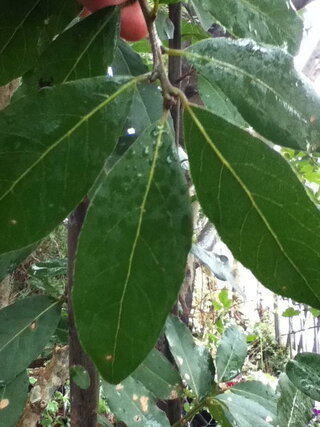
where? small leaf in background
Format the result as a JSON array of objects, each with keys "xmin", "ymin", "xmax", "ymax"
[
  {"xmin": 0, "ymin": 77, "xmax": 134, "ymax": 254},
  {"xmin": 132, "ymin": 349, "xmax": 182, "ymax": 400},
  {"xmin": 187, "ymin": 39, "xmax": 320, "ymax": 151},
  {"xmin": 102, "ymin": 376, "xmax": 170, "ymax": 426},
  {"xmin": 73, "ymin": 122, "xmax": 192, "ymax": 383},
  {"xmin": 184, "ymin": 105, "xmax": 320, "ymax": 309},
  {"xmin": 70, "ymin": 365, "xmax": 91, "ymax": 390},
  {"xmin": 0, "ymin": 0, "xmax": 79, "ymax": 85},
  {"xmin": 0, "ymin": 296, "xmax": 61, "ymax": 384},
  {"xmin": 155, "ymin": 9, "xmax": 174, "ymax": 40},
  {"xmin": 286, "ymin": 353, "xmax": 320, "ymax": 401},
  {"xmin": 165, "ymin": 315, "xmax": 215, "ymax": 398},
  {"xmin": 309, "ymin": 308, "xmax": 320, "ymax": 317},
  {"xmin": 216, "ymin": 325, "xmax": 247, "ymax": 383},
  {"xmin": 18, "ymin": 7, "xmax": 119, "ymax": 97},
  {"xmin": 210, "ymin": 381, "xmax": 277, "ymax": 427},
  {"xmin": 0, "ymin": 371, "xmax": 28, "ymax": 427},
  {"xmin": 0, "ymin": 243, "xmax": 35, "ymax": 282},
  {"xmin": 282, "ymin": 307, "xmax": 301, "ymax": 317},
  {"xmin": 218, "ymin": 289, "xmax": 232, "ymax": 309},
  {"xmin": 277, "ymin": 373, "xmax": 314, "ymax": 427},
  {"xmin": 246, "ymin": 334, "xmax": 258, "ymax": 343},
  {"xmin": 195, "ymin": 0, "xmax": 303, "ymax": 54}
]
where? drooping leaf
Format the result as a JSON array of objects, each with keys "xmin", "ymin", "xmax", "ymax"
[
  {"xmin": 184, "ymin": 105, "xmax": 320, "ymax": 309},
  {"xmin": 70, "ymin": 365, "xmax": 91, "ymax": 390},
  {"xmin": 209, "ymin": 381, "xmax": 277, "ymax": 427},
  {"xmin": 0, "ymin": 370, "xmax": 29, "ymax": 427},
  {"xmin": 286, "ymin": 352, "xmax": 320, "ymax": 400},
  {"xmin": 102, "ymin": 376, "xmax": 170, "ymax": 426},
  {"xmin": 186, "ymin": 39, "xmax": 320, "ymax": 151},
  {"xmin": 0, "ymin": 296, "xmax": 61, "ymax": 384},
  {"xmin": 0, "ymin": 77, "xmax": 134, "ymax": 255},
  {"xmin": 277, "ymin": 373, "xmax": 314, "ymax": 427},
  {"xmin": 18, "ymin": 7, "xmax": 119, "ymax": 97},
  {"xmin": 165, "ymin": 315, "xmax": 215, "ymax": 398},
  {"xmin": 132, "ymin": 349, "xmax": 182, "ymax": 400},
  {"xmin": 73, "ymin": 121, "xmax": 192, "ymax": 384},
  {"xmin": 198, "ymin": 75, "xmax": 247, "ymax": 128},
  {"xmin": 0, "ymin": 0, "xmax": 79, "ymax": 85},
  {"xmin": 192, "ymin": 0, "xmax": 303, "ymax": 54},
  {"xmin": 216, "ymin": 326, "xmax": 247, "ymax": 383}
]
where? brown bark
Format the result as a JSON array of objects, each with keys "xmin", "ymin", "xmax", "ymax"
[
  {"xmin": 17, "ymin": 346, "xmax": 69, "ymax": 427},
  {"xmin": 68, "ymin": 199, "xmax": 99, "ymax": 427}
]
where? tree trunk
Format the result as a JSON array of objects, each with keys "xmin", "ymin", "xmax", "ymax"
[{"xmin": 68, "ymin": 199, "xmax": 99, "ymax": 427}]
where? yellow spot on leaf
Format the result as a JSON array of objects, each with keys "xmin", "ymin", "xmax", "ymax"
[
  {"xmin": 140, "ymin": 396, "xmax": 149, "ymax": 413},
  {"xmin": 10, "ymin": 219, "xmax": 17, "ymax": 226},
  {"xmin": 0, "ymin": 399, "xmax": 9, "ymax": 410},
  {"xmin": 105, "ymin": 354, "xmax": 113, "ymax": 362},
  {"xmin": 30, "ymin": 322, "xmax": 37, "ymax": 330},
  {"xmin": 115, "ymin": 384, "xmax": 123, "ymax": 391},
  {"xmin": 132, "ymin": 394, "xmax": 138, "ymax": 401}
]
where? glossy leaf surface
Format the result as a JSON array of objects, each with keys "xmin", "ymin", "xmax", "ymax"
[
  {"xmin": 187, "ymin": 39, "xmax": 320, "ymax": 151},
  {"xmin": 0, "ymin": 77, "xmax": 134, "ymax": 254},
  {"xmin": 102, "ymin": 376, "xmax": 170, "ymax": 426},
  {"xmin": 0, "ymin": 371, "xmax": 28, "ymax": 427},
  {"xmin": 0, "ymin": 0, "xmax": 79, "ymax": 85},
  {"xmin": 165, "ymin": 315, "xmax": 215, "ymax": 398},
  {"xmin": 210, "ymin": 381, "xmax": 277, "ymax": 426},
  {"xmin": 277, "ymin": 373, "xmax": 314, "ymax": 427},
  {"xmin": 132, "ymin": 349, "xmax": 182, "ymax": 400},
  {"xmin": 184, "ymin": 105, "xmax": 320, "ymax": 309},
  {"xmin": 286, "ymin": 352, "xmax": 320, "ymax": 400},
  {"xmin": 19, "ymin": 7, "xmax": 119, "ymax": 97},
  {"xmin": 216, "ymin": 326, "xmax": 247, "ymax": 382},
  {"xmin": 0, "ymin": 296, "xmax": 60, "ymax": 384},
  {"xmin": 195, "ymin": 0, "xmax": 303, "ymax": 54},
  {"xmin": 73, "ymin": 122, "xmax": 192, "ymax": 383}
]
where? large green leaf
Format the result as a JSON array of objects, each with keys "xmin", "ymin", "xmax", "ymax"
[
  {"xmin": 0, "ymin": 77, "xmax": 135, "ymax": 255},
  {"xmin": 277, "ymin": 373, "xmax": 314, "ymax": 427},
  {"xmin": 0, "ymin": 0, "xmax": 79, "ymax": 85},
  {"xmin": 165, "ymin": 315, "xmax": 215, "ymax": 398},
  {"xmin": 192, "ymin": 0, "xmax": 302, "ymax": 54},
  {"xmin": 0, "ymin": 295, "xmax": 60, "ymax": 384},
  {"xmin": 73, "ymin": 121, "xmax": 192, "ymax": 383},
  {"xmin": 132, "ymin": 349, "xmax": 182, "ymax": 400},
  {"xmin": 184, "ymin": 105, "xmax": 320, "ymax": 309},
  {"xmin": 286, "ymin": 352, "xmax": 320, "ymax": 400},
  {"xmin": 216, "ymin": 326, "xmax": 247, "ymax": 383},
  {"xmin": 18, "ymin": 7, "xmax": 119, "ymax": 97},
  {"xmin": 186, "ymin": 39, "xmax": 320, "ymax": 151},
  {"xmin": 0, "ymin": 370, "xmax": 28, "ymax": 427},
  {"xmin": 209, "ymin": 381, "xmax": 277, "ymax": 427},
  {"xmin": 102, "ymin": 376, "xmax": 170, "ymax": 426}
]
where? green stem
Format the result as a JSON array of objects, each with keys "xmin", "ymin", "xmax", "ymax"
[{"xmin": 172, "ymin": 398, "xmax": 208, "ymax": 427}]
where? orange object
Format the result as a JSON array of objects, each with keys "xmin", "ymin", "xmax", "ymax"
[{"xmin": 120, "ymin": 1, "xmax": 148, "ymax": 42}]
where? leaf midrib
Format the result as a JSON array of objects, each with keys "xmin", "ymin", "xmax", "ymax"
[
  {"xmin": 186, "ymin": 105, "xmax": 320, "ymax": 306},
  {"xmin": 0, "ymin": 1, "xmax": 42, "ymax": 56},
  {"xmin": 0, "ymin": 300, "xmax": 59, "ymax": 354},
  {"xmin": 0, "ymin": 78, "xmax": 136, "ymax": 204},
  {"xmin": 185, "ymin": 48, "xmax": 306, "ymax": 131},
  {"xmin": 111, "ymin": 121, "xmax": 167, "ymax": 378}
]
